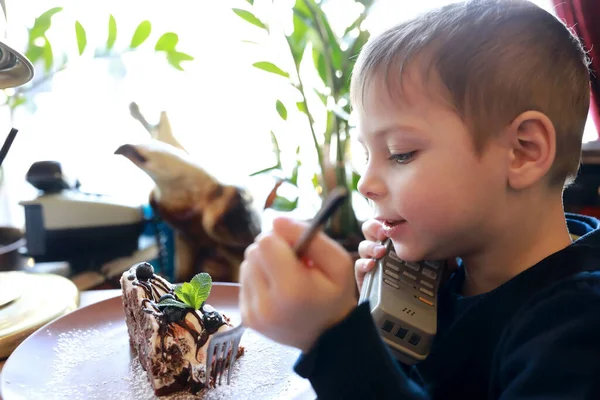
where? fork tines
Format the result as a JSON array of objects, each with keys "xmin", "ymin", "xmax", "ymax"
[{"xmin": 205, "ymin": 324, "xmax": 246, "ymax": 387}]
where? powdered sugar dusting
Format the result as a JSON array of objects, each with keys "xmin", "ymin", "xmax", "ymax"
[
  {"xmin": 125, "ymin": 330, "xmax": 313, "ymax": 400},
  {"xmin": 15, "ymin": 325, "xmax": 314, "ymax": 399}
]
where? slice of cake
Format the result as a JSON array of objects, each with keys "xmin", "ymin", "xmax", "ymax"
[{"xmin": 120, "ymin": 262, "xmax": 243, "ymax": 395}]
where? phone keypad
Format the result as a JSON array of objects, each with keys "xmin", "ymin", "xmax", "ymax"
[
  {"xmin": 405, "ymin": 262, "xmax": 421, "ymax": 272},
  {"xmin": 382, "ymin": 251, "xmax": 442, "ymax": 304},
  {"xmin": 384, "ymin": 269, "xmax": 401, "ymax": 280},
  {"xmin": 384, "ymin": 278, "xmax": 400, "ymax": 289},
  {"xmin": 422, "ymin": 268, "xmax": 437, "ymax": 280},
  {"xmin": 387, "ymin": 263, "xmax": 401, "ymax": 272},
  {"xmin": 402, "ymin": 271, "xmax": 417, "ymax": 281},
  {"xmin": 420, "ymin": 280, "xmax": 434, "ymax": 289}
]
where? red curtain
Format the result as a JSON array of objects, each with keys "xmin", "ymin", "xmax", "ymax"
[{"xmin": 554, "ymin": 0, "xmax": 600, "ymax": 139}]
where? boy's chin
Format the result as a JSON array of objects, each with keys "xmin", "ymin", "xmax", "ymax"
[
  {"xmin": 390, "ymin": 242, "xmax": 428, "ymax": 262},
  {"xmin": 390, "ymin": 241, "xmax": 447, "ymax": 262}
]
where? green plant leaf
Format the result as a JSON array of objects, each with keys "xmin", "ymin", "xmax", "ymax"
[
  {"xmin": 249, "ymin": 164, "xmax": 281, "ymax": 176},
  {"xmin": 155, "ymin": 32, "xmax": 178, "ymax": 52},
  {"xmin": 42, "ymin": 39, "xmax": 53, "ymax": 72},
  {"xmin": 294, "ymin": 0, "xmax": 312, "ymax": 19},
  {"xmin": 314, "ymin": 89, "xmax": 328, "ymax": 105},
  {"xmin": 312, "ymin": 173, "xmax": 320, "ymax": 189},
  {"xmin": 290, "ymin": 161, "xmax": 300, "ymax": 186},
  {"xmin": 25, "ymin": 45, "xmax": 43, "ymax": 64},
  {"xmin": 107, "ymin": 14, "xmax": 117, "ymax": 50},
  {"xmin": 288, "ymin": 13, "xmax": 309, "ymax": 67},
  {"xmin": 271, "ymin": 130, "xmax": 282, "ymax": 164},
  {"xmin": 296, "ymin": 101, "xmax": 307, "ymax": 114},
  {"xmin": 303, "ymin": 0, "xmax": 342, "ymax": 71},
  {"xmin": 342, "ymin": 29, "xmax": 370, "ymax": 91},
  {"xmin": 29, "ymin": 7, "xmax": 63, "ymax": 42},
  {"xmin": 316, "ymin": 13, "xmax": 342, "ymax": 71},
  {"xmin": 157, "ymin": 298, "xmax": 189, "ymax": 309},
  {"xmin": 8, "ymin": 95, "xmax": 27, "ymax": 109},
  {"xmin": 271, "ymin": 195, "xmax": 299, "ymax": 211},
  {"xmin": 252, "ymin": 61, "xmax": 289, "ymax": 78},
  {"xmin": 276, "ymin": 100, "xmax": 287, "ymax": 120},
  {"xmin": 75, "ymin": 21, "xmax": 86, "ymax": 55},
  {"xmin": 167, "ymin": 51, "xmax": 194, "ymax": 71},
  {"xmin": 232, "ymin": 8, "xmax": 267, "ymax": 30},
  {"xmin": 313, "ymin": 49, "xmax": 328, "ymax": 85},
  {"xmin": 190, "ymin": 273, "xmax": 212, "ymax": 305},
  {"xmin": 351, "ymin": 171, "xmax": 361, "ymax": 191},
  {"xmin": 130, "ymin": 20, "xmax": 151, "ymax": 48},
  {"xmin": 246, "ymin": 0, "xmax": 255, "ymax": 4}
]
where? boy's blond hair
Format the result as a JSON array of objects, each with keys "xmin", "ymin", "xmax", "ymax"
[{"xmin": 351, "ymin": 0, "xmax": 590, "ymax": 187}]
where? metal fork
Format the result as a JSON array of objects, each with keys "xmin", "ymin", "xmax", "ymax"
[{"xmin": 205, "ymin": 187, "xmax": 349, "ymax": 387}]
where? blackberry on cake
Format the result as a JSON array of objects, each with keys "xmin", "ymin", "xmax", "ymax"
[{"xmin": 120, "ymin": 262, "xmax": 244, "ymax": 395}]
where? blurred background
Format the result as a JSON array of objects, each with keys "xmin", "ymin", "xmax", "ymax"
[{"xmin": 0, "ymin": 0, "xmax": 572, "ymax": 230}]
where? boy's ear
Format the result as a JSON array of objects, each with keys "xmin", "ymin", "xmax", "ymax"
[{"xmin": 505, "ymin": 111, "xmax": 556, "ymax": 190}]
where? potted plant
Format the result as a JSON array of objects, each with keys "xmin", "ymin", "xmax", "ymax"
[
  {"xmin": 232, "ymin": 0, "xmax": 374, "ymax": 251},
  {"xmin": 2, "ymin": 6, "xmax": 193, "ymax": 117}
]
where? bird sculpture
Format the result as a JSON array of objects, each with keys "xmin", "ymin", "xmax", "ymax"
[{"xmin": 116, "ymin": 103, "xmax": 261, "ymax": 282}]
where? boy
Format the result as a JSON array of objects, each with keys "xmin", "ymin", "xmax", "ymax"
[{"xmin": 239, "ymin": 0, "xmax": 600, "ymax": 398}]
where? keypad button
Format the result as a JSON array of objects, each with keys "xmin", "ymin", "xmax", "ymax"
[
  {"xmin": 381, "ymin": 320, "xmax": 395, "ymax": 333},
  {"xmin": 418, "ymin": 296, "xmax": 434, "ymax": 306},
  {"xmin": 384, "ymin": 269, "xmax": 400, "ymax": 280},
  {"xmin": 420, "ymin": 279, "xmax": 434, "ymax": 289},
  {"xmin": 395, "ymin": 327, "xmax": 408, "ymax": 339},
  {"xmin": 398, "ymin": 278, "xmax": 414, "ymax": 288},
  {"xmin": 405, "ymin": 262, "xmax": 421, "ymax": 272},
  {"xmin": 384, "ymin": 279, "xmax": 399, "ymax": 289},
  {"xmin": 425, "ymin": 261, "xmax": 441, "ymax": 270},
  {"xmin": 402, "ymin": 271, "xmax": 417, "ymax": 280},
  {"xmin": 386, "ymin": 262, "xmax": 401, "ymax": 272},
  {"xmin": 422, "ymin": 268, "xmax": 437, "ymax": 280},
  {"xmin": 419, "ymin": 287, "xmax": 435, "ymax": 297},
  {"xmin": 389, "ymin": 251, "xmax": 401, "ymax": 262},
  {"xmin": 409, "ymin": 333, "xmax": 421, "ymax": 346}
]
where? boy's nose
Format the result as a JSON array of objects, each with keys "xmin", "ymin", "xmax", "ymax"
[{"xmin": 357, "ymin": 165, "xmax": 386, "ymax": 200}]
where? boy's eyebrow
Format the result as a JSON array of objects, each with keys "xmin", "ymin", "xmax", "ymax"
[{"xmin": 357, "ymin": 124, "xmax": 424, "ymax": 143}]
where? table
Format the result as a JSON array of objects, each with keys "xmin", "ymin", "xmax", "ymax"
[{"xmin": 0, "ymin": 289, "xmax": 120, "ymax": 379}]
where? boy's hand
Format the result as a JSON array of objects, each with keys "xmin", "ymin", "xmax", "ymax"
[
  {"xmin": 354, "ymin": 219, "xmax": 387, "ymax": 292},
  {"xmin": 239, "ymin": 216, "xmax": 357, "ymax": 353}
]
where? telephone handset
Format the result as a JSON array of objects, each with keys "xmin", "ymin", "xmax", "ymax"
[{"xmin": 358, "ymin": 238, "xmax": 446, "ymax": 365}]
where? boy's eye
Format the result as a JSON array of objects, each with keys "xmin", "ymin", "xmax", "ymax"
[{"xmin": 389, "ymin": 151, "xmax": 416, "ymax": 164}]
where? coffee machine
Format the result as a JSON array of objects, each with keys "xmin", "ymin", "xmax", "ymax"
[{"xmin": 19, "ymin": 160, "xmax": 146, "ymax": 272}]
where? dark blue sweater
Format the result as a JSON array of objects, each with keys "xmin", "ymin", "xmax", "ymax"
[{"xmin": 294, "ymin": 213, "xmax": 600, "ymax": 399}]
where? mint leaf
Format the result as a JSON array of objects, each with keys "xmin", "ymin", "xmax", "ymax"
[
  {"xmin": 174, "ymin": 273, "xmax": 213, "ymax": 310},
  {"xmin": 157, "ymin": 298, "xmax": 189, "ymax": 309},
  {"xmin": 191, "ymin": 273, "xmax": 212, "ymax": 304},
  {"xmin": 175, "ymin": 282, "xmax": 196, "ymax": 309}
]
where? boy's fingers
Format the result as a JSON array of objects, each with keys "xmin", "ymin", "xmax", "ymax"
[
  {"xmin": 358, "ymin": 240, "xmax": 387, "ymax": 259},
  {"xmin": 239, "ymin": 259, "xmax": 270, "ymax": 328},
  {"xmin": 354, "ymin": 258, "xmax": 375, "ymax": 281},
  {"xmin": 361, "ymin": 219, "xmax": 386, "ymax": 242},
  {"xmin": 270, "ymin": 216, "xmax": 352, "ymax": 279},
  {"xmin": 355, "ymin": 258, "xmax": 376, "ymax": 273}
]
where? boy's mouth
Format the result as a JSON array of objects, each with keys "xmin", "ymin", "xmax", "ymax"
[{"xmin": 380, "ymin": 219, "xmax": 406, "ymax": 230}]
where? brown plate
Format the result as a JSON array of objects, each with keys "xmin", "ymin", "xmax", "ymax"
[{"xmin": 1, "ymin": 283, "xmax": 314, "ymax": 399}]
